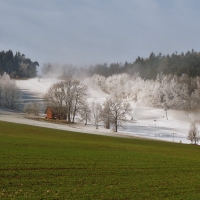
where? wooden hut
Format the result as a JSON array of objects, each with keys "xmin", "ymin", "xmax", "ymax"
[{"xmin": 45, "ymin": 106, "xmax": 66, "ymax": 120}]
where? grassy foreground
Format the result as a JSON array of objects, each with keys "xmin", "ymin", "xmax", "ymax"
[{"xmin": 0, "ymin": 121, "xmax": 200, "ymax": 200}]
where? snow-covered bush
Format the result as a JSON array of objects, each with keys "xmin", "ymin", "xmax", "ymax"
[
  {"xmin": 24, "ymin": 102, "xmax": 40, "ymax": 115},
  {"xmin": 0, "ymin": 73, "xmax": 21, "ymax": 109}
]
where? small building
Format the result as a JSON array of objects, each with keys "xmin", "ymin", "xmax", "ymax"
[{"xmin": 45, "ymin": 106, "xmax": 66, "ymax": 120}]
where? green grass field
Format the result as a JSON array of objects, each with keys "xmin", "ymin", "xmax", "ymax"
[{"xmin": 0, "ymin": 121, "xmax": 200, "ymax": 200}]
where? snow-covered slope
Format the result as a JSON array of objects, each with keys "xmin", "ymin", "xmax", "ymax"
[
  {"xmin": 16, "ymin": 78, "xmax": 58, "ymax": 97},
  {"xmin": 11, "ymin": 78, "xmax": 197, "ymax": 144}
]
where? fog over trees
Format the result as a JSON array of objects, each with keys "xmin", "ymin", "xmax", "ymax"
[
  {"xmin": 40, "ymin": 50, "xmax": 200, "ymax": 113},
  {"xmin": 42, "ymin": 50, "xmax": 200, "ymax": 80},
  {"xmin": 2, "ymin": 49, "xmax": 200, "ymax": 80},
  {"xmin": 2, "ymin": 48, "xmax": 200, "ymax": 115}
]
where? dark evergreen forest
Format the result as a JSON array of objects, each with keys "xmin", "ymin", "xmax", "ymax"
[
  {"xmin": 82, "ymin": 49, "xmax": 200, "ymax": 79},
  {"xmin": 0, "ymin": 50, "xmax": 39, "ymax": 78}
]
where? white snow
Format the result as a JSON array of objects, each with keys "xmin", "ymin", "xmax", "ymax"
[
  {"xmin": 1, "ymin": 77, "xmax": 196, "ymax": 144},
  {"xmin": 16, "ymin": 78, "xmax": 58, "ymax": 97}
]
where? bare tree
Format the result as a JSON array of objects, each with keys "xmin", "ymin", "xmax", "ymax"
[
  {"xmin": 163, "ymin": 103, "xmax": 169, "ymax": 120},
  {"xmin": 91, "ymin": 101, "xmax": 101, "ymax": 129},
  {"xmin": 44, "ymin": 82, "xmax": 66, "ymax": 119},
  {"xmin": 101, "ymin": 98, "xmax": 112, "ymax": 129},
  {"xmin": 79, "ymin": 101, "xmax": 91, "ymax": 125},
  {"xmin": 62, "ymin": 80, "xmax": 76, "ymax": 122},
  {"xmin": 109, "ymin": 96, "xmax": 132, "ymax": 132},
  {"xmin": 32, "ymin": 102, "xmax": 40, "ymax": 115},
  {"xmin": 71, "ymin": 81, "xmax": 89, "ymax": 123},
  {"xmin": 24, "ymin": 102, "xmax": 33, "ymax": 114},
  {"xmin": 23, "ymin": 102, "xmax": 40, "ymax": 115},
  {"xmin": 44, "ymin": 79, "xmax": 88, "ymax": 123},
  {"xmin": 187, "ymin": 122, "xmax": 199, "ymax": 145}
]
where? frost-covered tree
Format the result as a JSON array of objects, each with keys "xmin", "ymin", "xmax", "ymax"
[
  {"xmin": 62, "ymin": 80, "xmax": 77, "ymax": 122},
  {"xmin": 91, "ymin": 74, "xmax": 107, "ymax": 93},
  {"xmin": 187, "ymin": 122, "xmax": 199, "ymax": 145},
  {"xmin": 23, "ymin": 102, "xmax": 40, "ymax": 115},
  {"xmin": 0, "ymin": 73, "xmax": 21, "ymax": 109},
  {"xmin": 91, "ymin": 101, "xmax": 101, "ymax": 129},
  {"xmin": 44, "ymin": 82, "xmax": 66, "ymax": 119},
  {"xmin": 163, "ymin": 103, "xmax": 169, "ymax": 120},
  {"xmin": 100, "ymin": 98, "xmax": 112, "ymax": 129},
  {"xmin": 109, "ymin": 96, "xmax": 132, "ymax": 132},
  {"xmin": 190, "ymin": 77, "xmax": 200, "ymax": 109},
  {"xmin": 71, "ymin": 81, "xmax": 89, "ymax": 123},
  {"xmin": 90, "ymin": 73, "xmax": 200, "ymax": 111},
  {"xmin": 79, "ymin": 101, "xmax": 91, "ymax": 125},
  {"xmin": 23, "ymin": 102, "xmax": 33, "ymax": 114},
  {"xmin": 44, "ymin": 79, "xmax": 88, "ymax": 122},
  {"xmin": 32, "ymin": 102, "xmax": 40, "ymax": 115}
]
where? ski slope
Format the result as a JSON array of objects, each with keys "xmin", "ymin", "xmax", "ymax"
[{"xmin": 10, "ymin": 77, "xmax": 198, "ymax": 144}]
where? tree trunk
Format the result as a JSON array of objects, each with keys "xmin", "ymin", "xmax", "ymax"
[
  {"xmin": 105, "ymin": 122, "xmax": 110, "ymax": 129},
  {"xmin": 115, "ymin": 124, "xmax": 117, "ymax": 132},
  {"xmin": 72, "ymin": 98, "xmax": 78, "ymax": 123},
  {"xmin": 67, "ymin": 108, "xmax": 71, "ymax": 123},
  {"xmin": 165, "ymin": 110, "xmax": 168, "ymax": 120}
]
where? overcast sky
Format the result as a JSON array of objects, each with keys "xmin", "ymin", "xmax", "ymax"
[{"xmin": 1, "ymin": 0, "xmax": 200, "ymax": 67}]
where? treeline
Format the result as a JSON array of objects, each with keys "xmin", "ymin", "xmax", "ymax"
[
  {"xmin": 87, "ymin": 49, "xmax": 200, "ymax": 79},
  {"xmin": 0, "ymin": 50, "xmax": 39, "ymax": 78},
  {"xmin": 42, "ymin": 49, "xmax": 200, "ymax": 80}
]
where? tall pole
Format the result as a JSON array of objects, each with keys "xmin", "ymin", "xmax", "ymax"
[
  {"xmin": 172, "ymin": 132, "xmax": 176, "ymax": 142},
  {"xmin": 154, "ymin": 120, "xmax": 156, "ymax": 137}
]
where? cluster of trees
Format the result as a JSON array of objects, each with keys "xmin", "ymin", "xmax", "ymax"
[
  {"xmin": 91, "ymin": 73, "xmax": 200, "ymax": 111},
  {"xmin": 44, "ymin": 79, "xmax": 132, "ymax": 132},
  {"xmin": 44, "ymin": 79, "xmax": 89, "ymax": 123},
  {"xmin": 0, "ymin": 50, "xmax": 39, "ymax": 78},
  {"xmin": 42, "ymin": 50, "xmax": 200, "ymax": 80},
  {"xmin": 89, "ymin": 97, "xmax": 132, "ymax": 132},
  {"xmin": 23, "ymin": 102, "xmax": 40, "ymax": 115},
  {"xmin": 0, "ymin": 73, "xmax": 21, "ymax": 109}
]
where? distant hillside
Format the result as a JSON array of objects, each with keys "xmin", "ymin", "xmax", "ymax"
[
  {"xmin": 0, "ymin": 50, "xmax": 39, "ymax": 78},
  {"xmin": 42, "ymin": 49, "xmax": 200, "ymax": 80}
]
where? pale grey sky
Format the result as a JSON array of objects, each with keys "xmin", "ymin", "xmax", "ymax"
[{"xmin": 0, "ymin": 0, "xmax": 200, "ymax": 66}]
